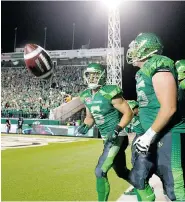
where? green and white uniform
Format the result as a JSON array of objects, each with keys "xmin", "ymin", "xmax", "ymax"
[
  {"xmin": 176, "ymin": 60, "xmax": 185, "ymax": 120},
  {"xmin": 125, "ymin": 115, "xmax": 144, "ymax": 136},
  {"xmin": 178, "ymin": 82, "xmax": 185, "ymax": 122},
  {"xmin": 125, "ymin": 115, "xmax": 144, "ymax": 165},
  {"xmin": 136, "ymin": 55, "xmax": 185, "ymax": 201},
  {"xmin": 80, "ymin": 85, "xmax": 124, "ymax": 139},
  {"xmin": 80, "ymin": 85, "xmax": 130, "ymax": 201}
]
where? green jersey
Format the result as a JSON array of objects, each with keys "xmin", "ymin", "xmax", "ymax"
[
  {"xmin": 136, "ymin": 54, "xmax": 185, "ymax": 132},
  {"xmin": 178, "ymin": 84, "xmax": 185, "ymax": 120},
  {"xmin": 125, "ymin": 115, "xmax": 145, "ymax": 135},
  {"xmin": 80, "ymin": 85, "xmax": 122, "ymax": 138},
  {"xmin": 179, "ymin": 79, "xmax": 185, "ymax": 90}
]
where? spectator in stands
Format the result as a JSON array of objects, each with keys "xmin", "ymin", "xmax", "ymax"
[
  {"xmin": 17, "ymin": 117, "xmax": 24, "ymax": 134},
  {"xmin": 1, "ymin": 65, "xmax": 87, "ymax": 118},
  {"xmin": 5, "ymin": 118, "xmax": 11, "ymax": 134},
  {"xmin": 72, "ymin": 120, "xmax": 76, "ymax": 126}
]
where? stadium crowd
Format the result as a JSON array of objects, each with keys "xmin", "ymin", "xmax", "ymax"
[{"xmin": 1, "ymin": 65, "xmax": 87, "ymax": 118}]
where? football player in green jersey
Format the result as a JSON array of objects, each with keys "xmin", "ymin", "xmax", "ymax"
[
  {"xmin": 125, "ymin": 100, "xmax": 144, "ymax": 136},
  {"xmin": 126, "ymin": 100, "xmax": 145, "ymax": 163},
  {"xmin": 77, "ymin": 63, "xmax": 135, "ymax": 201},
  {"xmin": 175, "ymin": 60, "xmax": 185, "ymax": 119},
  {"xmin": 127, "ymin": 32, "xmax": 185, "ymax": 201},
  {"xmin": 125, "ymin": 100, "xmax": 155, "ymax": 200}
]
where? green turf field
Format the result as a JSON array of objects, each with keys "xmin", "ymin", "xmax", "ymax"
[{"xmin": 2, "ymin": 137, "xmax": 131, "ymax": 201}]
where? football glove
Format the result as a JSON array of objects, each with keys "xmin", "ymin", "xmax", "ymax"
[
  {"xmin": 76, "ymin": 123, "xmax": 90, "ymax": 135},
  {"xmin": 106, "ymin": 125, "xmax": 123, "ymax": 144},
  {"xmin": 134, "ymin": 127, "xmax": 156, "ymax": 154}
]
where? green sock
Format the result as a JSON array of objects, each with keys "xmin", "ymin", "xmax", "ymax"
[
  {"xmin": 96, "ymin": 177, "xmax": 110, "ymax": 201},
  {"xmin": 135, "ymin": 184, "xmax": 155, "ymax": 202}
]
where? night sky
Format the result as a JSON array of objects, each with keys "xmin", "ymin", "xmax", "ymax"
[{"xmin": 2, "ymin": 1, "xmax": 185, "ymax": 99}]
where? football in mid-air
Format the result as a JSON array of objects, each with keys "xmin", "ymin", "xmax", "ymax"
[{"xmin": 24, "ymin": 44, "xmax": 53, "ymax": 79}]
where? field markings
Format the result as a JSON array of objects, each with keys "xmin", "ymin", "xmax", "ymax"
[{"xmin": 1, "ymin": 134, "xmax": 90, "ymax": 150}]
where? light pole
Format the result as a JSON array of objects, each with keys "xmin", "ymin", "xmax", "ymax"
[
  {"xmin": 14, "ymin": 27, "xmax": 17, "ymax": 52},
  {"xmin": 44, "ymin": 27, "xmax": 47, "ymax": 49},
  {"xmin": 103, "ymin": 0, "xmax": 122, "ymax": 87},
  {"xmin": 72, "ymin": 23, "xmax": 75, "ymax": 50}
]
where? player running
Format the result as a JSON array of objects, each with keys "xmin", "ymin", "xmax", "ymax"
[
  {"xmin": 127, "ymin": 32, "xmax": 185, "ymax": 201},
  {"xmin": 76, "ymin": 63, "xmax": 134, "ymax": 201}
]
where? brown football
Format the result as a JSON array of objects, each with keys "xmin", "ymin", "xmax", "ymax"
[{"xmin": 24, "ymin": 44, "xmax": 53, "ymax": 79}]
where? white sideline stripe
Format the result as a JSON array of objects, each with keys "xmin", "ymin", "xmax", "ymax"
[
  {"xmin": 24, "ymin": 47, "xmax": 43, "ymax": 59},
  {"xmin": 1, "ymin": 135, "xmax": 90, "ymax": 150},
  {"xmin": 124, "ymin": 185, "xmax": 134, "ymax": 193}
]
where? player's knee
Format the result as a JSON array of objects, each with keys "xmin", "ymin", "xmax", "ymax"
[
  {"xmin": 95, "ymin": 167, "xmax": 107, "ymax": 178},
  {"xmin": 129, "ymin": 153, "xmax": 154, "ymax": 189},
  {"xmin": 129, "ymin": 169, "xmax": 146, "ymax": 189}
]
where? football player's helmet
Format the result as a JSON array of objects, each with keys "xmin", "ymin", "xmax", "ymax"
[
  {"xmin": 175, "ymin": 60, "xmax": 185, "ymax": 89},
  {"xmin": 175, "ymin": 60, "xmax": 185, "ymax": 80},
  {"xmin": 84, "ymin": 63, "xmax": 106, "ymax": 89},
  {"xmin": 127, "ymin": 100, "xmax": 139, "ymax": 110},
  {"xmin": 126, "ymin": 33, "xmax": 164, "ymax": 64}
]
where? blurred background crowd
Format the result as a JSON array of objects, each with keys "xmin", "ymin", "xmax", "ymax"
[{"xmin": 1, "ymin": 66, "xmax": 87, "ymax": 119}]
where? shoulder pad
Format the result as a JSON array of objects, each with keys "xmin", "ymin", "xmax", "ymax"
[
  {"xmin": 79, "ymin": 89, "xmax": 91, "ymax": 103},
  {"xmin": 99, "ymin": 85, "xmax": 123, "ymax": 100},
  {"xmin": 141, "ymin": 55, "xmax": 175, "ymax": 77}
]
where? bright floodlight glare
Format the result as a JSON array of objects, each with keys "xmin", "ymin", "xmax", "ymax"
[{"xmin": 102, "ymin": 0, "xmax": 121, "ymax": 9}]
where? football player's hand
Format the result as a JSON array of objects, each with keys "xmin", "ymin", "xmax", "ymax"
[
  {"xmin": 106, "ymin": 125, "xmax": 123, "ymax": 144},
  {"xmin": 134, "ymin": 127, "xmax": 156, "ymax": 154},
  {"xmin": 75, "ymin": 123, "xmax": 90, "ymax": 136}
]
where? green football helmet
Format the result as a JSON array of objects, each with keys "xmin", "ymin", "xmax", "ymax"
[
  {"xmin": 84, "ymin": 63, "xmax": 106, "ymax": 89},
  {"xmin": 126, "ymin": 33, "xmax": 164, "ymax": 64},
  {"xmin": 127, "ymin": 100, "xmax": 139, "ymax": 110},
  {"xmin": 175, "ymin": 60, "xmax": 185, "ymax": 89}
]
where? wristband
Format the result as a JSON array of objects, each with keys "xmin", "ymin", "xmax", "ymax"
[
  {"xmin": 114, "ymin": 125, "xmax": 123, "ymax": 136},
  {"xmin": 145, "ymin": 127, "xmax": 157, "ymax": 139}
]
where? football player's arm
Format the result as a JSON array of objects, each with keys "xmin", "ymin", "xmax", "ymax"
[
  {"xmin": 151, "ymin": 72, "xmax": 177, "ymax": 133},
  {"xmin": 112, "ymin": 95, "xmax": 134, "ymax": 129},
  {"xmin": 83, "ymin": 107, "xmax": 95, "ymax": 128},
  {"xmin": 77, "ymin": 107, "xmax": 94, "ymax": 135},
  {"xmin": 134, "ymin": 72, "xmax": 177, "ymax": 153}
]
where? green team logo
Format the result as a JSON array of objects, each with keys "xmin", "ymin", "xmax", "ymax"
[{"xmin": 90, "ymin": 106, "xmax": 104, "ymax": 125}]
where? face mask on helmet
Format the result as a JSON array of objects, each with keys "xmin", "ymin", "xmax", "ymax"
[
  {"xmin": 126, "ymin": 33, "xmax": 163, "ymax": 65},
  {"xmin": 84, "ymin": 64, "xmax": 106, "ymax": 89}
]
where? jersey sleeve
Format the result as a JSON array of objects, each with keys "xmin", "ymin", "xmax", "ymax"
[
  {"xmin": 142, "ymin": 55, "xmax": 175, "ymax": 78},
  {"xmin": 79, "ymin": 89, "xmax": 91, "ymax": 104},
  {"xmin": 99, "ymin": 85, "xmax": 123, "ymax": 100}
]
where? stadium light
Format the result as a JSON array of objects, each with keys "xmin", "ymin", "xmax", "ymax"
[{"xmin": 101, "ymin": 0, "xmax": 121, "ymax": 9}]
